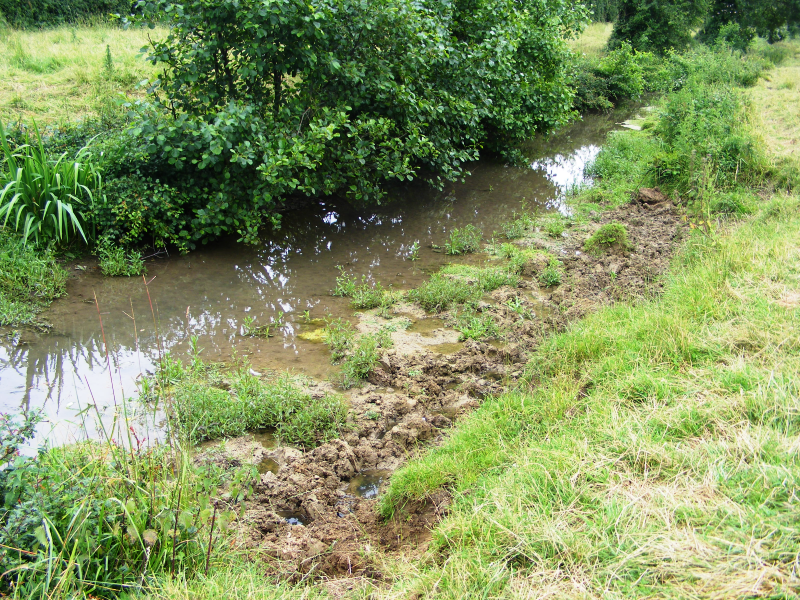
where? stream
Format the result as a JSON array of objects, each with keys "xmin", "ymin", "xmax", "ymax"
[{"xmin": 0, "ymin": 110, "xmax": 634, "ymax": 449}]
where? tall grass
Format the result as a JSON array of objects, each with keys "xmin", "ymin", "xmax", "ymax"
[{"xmin": 0, "ymin": 121, "xmax": 101, "ymax": 246}]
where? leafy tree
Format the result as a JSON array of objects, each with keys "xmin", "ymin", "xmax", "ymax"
[
  {"xmin": 608, "ymin": 0, "xmax": 711, "ymax": 53},
  {"xmin": 118, "ymin": 0, "xmax": 586, "ymax": 247},
  {"xmin": 699, "ymin": 0, "xmax": 800, "ymax": 46}
]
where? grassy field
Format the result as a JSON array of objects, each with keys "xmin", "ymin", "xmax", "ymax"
[
  {"xmin": 0, "ymin": 24, "xmax": 162, "ymax": 125},
  {"xmin": 568, "ymin": 22, "xmax": 613, "ymax": 56}
]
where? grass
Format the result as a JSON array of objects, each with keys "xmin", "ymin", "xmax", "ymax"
[
  {"xmin": 0, "ymin": 231, "xmax": 67, "ymax": 326},
  {"xmin": 442, "ymin": 224, "xmax": 482, "ymax": 255},
  {"xmin": 0, "ymin": 24, "xmax": 162, "ymax": 125},
  {"xmin": 583, "ymin": 221, "xmax": 631, "ymax": 254},
  {"xmin": 166, "ymin": 354, "xmax": 348, "ymax": 447},
  {"xmin": 97, "ymin": 239, "xmax": 145, "ymax": 276},
  {"xmin": 568, "ymin": 22, "xmax": 613, "ymax": 56},
  {"xmin": 377, "ymin": 191, "xmax": 800, "ymax": 597}
]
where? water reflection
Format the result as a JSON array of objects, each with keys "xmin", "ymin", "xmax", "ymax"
[{"xmin": 0, "ymin": 110, "xmax": 636, "ymax": 447}]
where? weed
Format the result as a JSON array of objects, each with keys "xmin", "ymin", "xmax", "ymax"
[
  {"xmin": 322, "ymin": 318, "xmax": 356, "ymax": 362},
  {"xmin": 443, "ymin": 224, "xmax": 482, "ymax": 255},
  {"xmin": 454, "ymin": 310, "xmax": 499, "ymax": 341},
  {"xmin": 543, "ymin": 216, "xmax": 566, "ymax": 238},
  {"xmin": 332, "ymin": 266, "xmax": 357, "ymax": 297},
  {"xmin": 339, "ymin": 335, "xmax": 379, "ymax": 389},
  {"xmin": 408, "ymin": 240, "xmax": 420, "ymax": 261},
  {"xmin": 583, "ymin": 222, "xmax": 632, "ymax": 254},
  {"xmin": 538, "ymin": 259, "xmax": 562, "ymax": 287},
  {"xmin": 365, "ymin": 410, "xmax": 381, "ymax": 420},
  {"xmin": 408, "ymin": 273, "xmax": 479, "ymax": 312},
  {"xmin": 97, "ymin": 238, "xmax": 146, "ymax": 276},
  {"xmin": 241, "ymin": 316, "xmax": 273, "ymax": 338}
]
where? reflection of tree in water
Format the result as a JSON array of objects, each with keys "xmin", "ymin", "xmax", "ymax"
[{"xmin": 1, "ymin": 334, "xmax": 105, "ymax": 410}]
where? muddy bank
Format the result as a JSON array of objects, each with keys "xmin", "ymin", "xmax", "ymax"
[{"xmin": 200, "ymin": 191, "xmax": 683, "ymax": 586}]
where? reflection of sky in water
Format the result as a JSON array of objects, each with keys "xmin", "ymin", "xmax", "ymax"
[
  {"xmin": 530, "ymin": 144, "xmax": 601, "ymax": 213},
  {"xmin": 0, "ymin": 111, "xmax": 631, "ymax": 450}
]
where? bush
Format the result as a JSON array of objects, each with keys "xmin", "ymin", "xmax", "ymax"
[
  {"xmin": 571, "ymin": 42, "xmax": 649, "ymax": 112},
  {"xmin": 443, "ymin": 225, "xmax": 482, "ymax": 255},
  {"xmin": 608, "ymin": 0, "xmax": 710, "ymax": 54},
  {"xmin": 584, "ymin": 222, "xmax": 632, "ymax": 254},
  {"xmin": 117, "ymin": 0, "xmax": 584, "ymax": 246},
  {"xmin": 0, "ymin": 0, "xmax": 133, "ymax": 28}
]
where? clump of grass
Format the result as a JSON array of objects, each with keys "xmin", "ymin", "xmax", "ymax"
[
  {"xmin": 537, "ymin": 258, "xmax": 562, "ymax": 287},
  {"xmin": 440, "ymin": 264, "xmax": 520, "ymax": 292},
  {"xmin": 502, "ymin": 210, "xmax": 534, "ymax": 239},
  {"xmin": 453, "ymin": 309, "xmax": 499, "ymax": 341},
  {"xmin": 172, "ymin": 359, "xmax": 347, "ymax": 446},
  {"xmin": 709, "ymin": 190, "xmax": 756, "ymax": 215},
  {"xmin": 339, "ymin": 334, "xmax": 380, "ymax": 389},
  {"xmin": 443, "ymin": 224, "xmax": 482, "ymax": 255},
  {"xmin": 583, "ymin": 222, "xmax": 632, "ymax": 254},
  {"xmin": 322, "ymin": 318, "xmax": 356, "ymax": 362},
  {"xmin": 97, "ymin": 238, "xmax": 145, "ymax": 276},
  {"xmin": 0, "ymin": 231, "xmax": 67, "ymax": 326},
  {"xmin": 543, "ymin": 216, "xmax": 566, "ymax": 238},
  {"xmin": 0, "ymin": 409, "xmax": 254, "ymax": 599},
  {"xmin": 408, "ymin": 273, "xmax": 480, "ymax": 312},
  {"xmin": 332, "ymin": 267, "xmax": 398, "ymax": 309}
]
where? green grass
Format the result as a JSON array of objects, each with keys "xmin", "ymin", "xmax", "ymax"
[
  {"xmin": 97, "ymin": 239, "xmax": 146, "ymax": 276},
  {"xmin": 442, "ymin": 224, "xmax": 482, "ymax": 255},
  {"xmin": 583, "ymin": 222, "xmax": 632, "ymax": 254},
  {"xmin": 0, "ymin": 231, "xmax": 67, "ymax": 326},
  {"xmin": 376, "ymin": 192, "xmax": 800, "ymax": 597},
  {"xmin": 168, "ymin": 356, "xmax": 347, "ymax": 447},
  {"xmin": 0, "ymin": 25, "xmax": 162, "ymax": 125}
]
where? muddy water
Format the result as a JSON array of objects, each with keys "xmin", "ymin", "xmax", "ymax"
[{"xmin": 0, "ymin": 111, "xmax": 633, "ymax": 447}]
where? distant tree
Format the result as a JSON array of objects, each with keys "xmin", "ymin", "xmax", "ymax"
[
  {"xmin": 585, "ymin": 0, "xmax": 621, "ymax": 22},
  {"xmin": 608, "ymin": 0, "xmax": 711, "ymax": 53},
  {"xmin": 699, "ymin": 0, "xmax": 800, "ymax": 46}
]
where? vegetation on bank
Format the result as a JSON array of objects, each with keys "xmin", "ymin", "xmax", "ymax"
[{"xmin": 372, "ymin": 37, "xmax": 800, "ymax": 600}]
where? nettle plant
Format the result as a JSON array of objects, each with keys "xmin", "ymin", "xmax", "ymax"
[{"xmin": 124, "ymin": 0, "xmax": 586, "ymax": 245}]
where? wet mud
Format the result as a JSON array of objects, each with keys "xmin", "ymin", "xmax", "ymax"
[{"xmin": 203, "ymin": 191, "xmax": 684, "ymax": 587}]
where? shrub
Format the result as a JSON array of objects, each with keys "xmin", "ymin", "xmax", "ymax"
[
  {"xmin": 97, "ymin": 237, "xmax": 146, "ymax": 276},
  {"xmin": 608, "ymin": 0, "xmax": 710, "ymax": 54},
  {"xmin": 571, "ymin": 42, "xmax": 649, "ymax": 112},
  {"xmin": 0, "ymin": 122, "xmax": 101, "ymax": 247},
  {"xmin": 443, "ymin": 225, "xmax": 482, "ymax": 255},
  {"xmin": 584, "ymin": 222, "xmax": 632, "ymax": 254}
]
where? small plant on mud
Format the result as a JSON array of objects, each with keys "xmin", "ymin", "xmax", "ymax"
[
  {"xmin": 538, "ymin": 258, "xmax": 563, "ymax": 287},
  {"xmin": 332, "ymin": 266, "xmax": 357, "ymax": 297},
  {"xmin": 97, "ymin": 238, "xmax": 146, "ymax": 277},
  {"xmin": 506, "ymin": 296, "xmax": 532, "ymax": 320},
  {"xmin": 408, "ymin": 273, "xmax": 479, "ymax": 313},
  {"xmin": 339, "ymin": 335, "xmax": 380, "ymax": 389},
  {"xmin": 323, "ymin": 318, "xmax": 356, "ymax": 362},
  {"xmin": 502, "ymin": 209, "xmax": 534, "ymax": 239},
  {"xmin": 365, "ymin": 410, "xmax": 382, "ymax": 420},
  {"xmin": 543, "ymin": 216, "xmax": 566, "ymax": 238},
  {"xmin": 583, "ymin": 222, "xmax": 632, "ymax": 255},
  {"xmin": 443, "ymin": 224, "xmax": 482, "ymax": 255},
  {"xmin": 453, "ymin": 309, "xmax": 499, "ymax": 341}
]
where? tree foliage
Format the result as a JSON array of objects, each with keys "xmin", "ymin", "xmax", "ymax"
[
  {"xmin": 122, "ymin": 0, "xmax": 586, "ymax": 246},
  {"xmin": 608, "ymin": 0, "xmax": 711, "ymax": 53},
  {"xmin": 699, "ymin": 0, "xmax": 800, "ymax": 47}
]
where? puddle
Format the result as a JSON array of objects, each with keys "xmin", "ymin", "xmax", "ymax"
[
  {"xmin": 0, "ymin": 108, "xmax": 642, "ymax": 449},
  {"xmin": 407, "ymin": 318, "xmax": 445, "ymax": 337},
  {"xmin": 257, "ymin": 457, "xmax": 280, "ymax": 474},
  {"xmin": 277, "ymin": 510, "xmax": 307, "ymax": 526},
  {"xmin": 347, "ymin": 470, "xmax": 391, "ymax": 499},
  {"xmin": 430, "ymin": 342, "xmax": 465, "ymax": 355}
]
